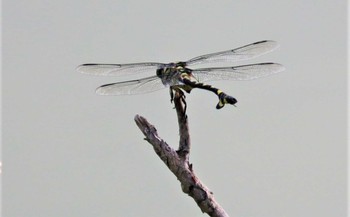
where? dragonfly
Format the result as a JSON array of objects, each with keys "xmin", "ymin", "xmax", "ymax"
[{"xmin": 77, "ymin": 40, "xmax": 284, "ymax": 109}]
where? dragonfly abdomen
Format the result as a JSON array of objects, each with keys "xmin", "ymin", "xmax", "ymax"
[{"xmin": 180, "ymin": 74, "xmax": 237, "ymax": 109}]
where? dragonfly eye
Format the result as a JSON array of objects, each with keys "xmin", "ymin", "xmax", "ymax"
[{"xmin": 156, "ymin": 68, "xmax": 163, "ymax": 77}]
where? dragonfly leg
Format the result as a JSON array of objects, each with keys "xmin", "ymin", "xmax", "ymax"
[
  {"xmin": 181, "ymin": 78, "xmax": 237, "ymax": 109},
  {"xmin": 170, "ymin": 87, "xmax": 175, "ymax": 103},
  {"xmin": 170, "ymin": 87, "xmax": 187, "ymax": 112},
  {"xmin": 170, "ymin": 86, "xmax": 186, "ymax": 102}
]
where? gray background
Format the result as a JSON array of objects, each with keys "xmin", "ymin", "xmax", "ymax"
[{"xmin": 3, "ymin": 0, "xmax": 347, "ymax": 217}]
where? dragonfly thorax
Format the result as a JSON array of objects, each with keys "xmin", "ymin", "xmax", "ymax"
[
  {"xmin": 156, "ymin": 62, "xmax": 186, "ymax": 76},
  {"xmin": 156, "ymin": 62, "xmax": 192, "ymax": 86}
]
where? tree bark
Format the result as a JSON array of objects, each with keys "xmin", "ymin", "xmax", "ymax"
[{"xmin": 134, "ymin": 91, "xmax": 229, "ymax": 217}]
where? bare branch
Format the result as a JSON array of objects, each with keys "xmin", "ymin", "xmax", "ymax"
[
  {"xmin": 173, "ymin": 91, "xmax": 190, "ymax": 160},
  {"xmin": 134, "ymin": 93, "xmax": 229, "ymax": 217}
]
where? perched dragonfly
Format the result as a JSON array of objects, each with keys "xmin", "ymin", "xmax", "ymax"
[{"xmin": 77, "ymin": 40, "xmax": 284, "ymax": 109}]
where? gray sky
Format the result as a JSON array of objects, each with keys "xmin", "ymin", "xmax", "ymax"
[{"xmin": 3, "ymin": 0, "xmax": 347, "ymax": 217}]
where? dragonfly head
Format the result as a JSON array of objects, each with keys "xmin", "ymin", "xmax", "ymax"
[{"xmin": 175, "ymin": 61, "xmax": 186, "ymax": 67}]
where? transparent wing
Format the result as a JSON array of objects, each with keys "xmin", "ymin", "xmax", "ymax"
[
  {"xmin": 76, "ymin": 62, "xmax": 165, "ymax": 76},
  {"xmin": 95, "ymin": 76, "xmax": 166, "ymax": 95},
  {"xmin": 191, "ymin": 63, "xmax": 285, "ymax": 82},
  {"xmin": 186, "ymin": 40, "xmax": 279, "ymax": 66}
]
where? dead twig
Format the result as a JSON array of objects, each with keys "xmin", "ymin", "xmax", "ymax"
[{"xmin": 134, "ymin": 91, "xmax": 229, "ymax": 217}]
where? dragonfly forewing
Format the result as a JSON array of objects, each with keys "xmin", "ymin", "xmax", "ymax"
[
  {"xmin": 77, "ymin": 62, "xmax": 165, "ymax": 76},
  {"xmin": 186, "ymin": 40, "xmax": 279, "ymax": 66}
]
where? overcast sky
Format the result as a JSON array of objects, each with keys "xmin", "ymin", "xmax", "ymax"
[{"xmin": 3, "ymin": 0, "xmax": 347, "ymax": 217}]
